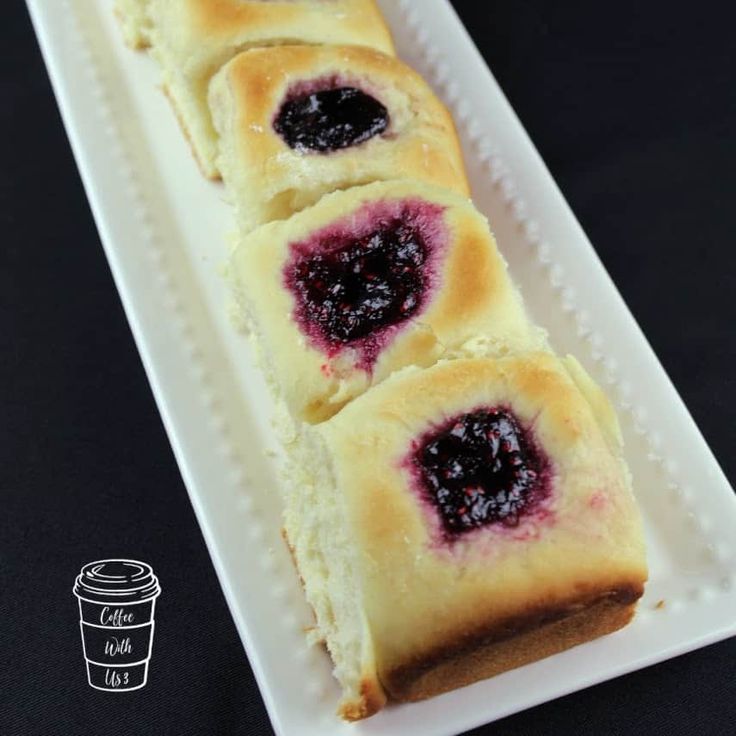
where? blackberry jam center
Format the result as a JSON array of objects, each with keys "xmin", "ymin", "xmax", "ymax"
[
  {"xmin": 288, "ymin": 219, "xmax": 428, "ymax": 346},
  {"xmin": 274, "ymin": 86, "xmax": 389, "ymax": 153},
  {"xmin": 413, "ymin": 409, "xmax": 547, "ymax": 536}
]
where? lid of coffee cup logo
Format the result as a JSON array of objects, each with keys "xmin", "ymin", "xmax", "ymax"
[{"xmin": 73, "ymin": 560, "xmax": 161, "ymax": 604}]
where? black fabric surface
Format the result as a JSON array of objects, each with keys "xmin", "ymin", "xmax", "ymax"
[{"xmin": 2, "ymin": 2, "xmax": 734, "ymax": 735}]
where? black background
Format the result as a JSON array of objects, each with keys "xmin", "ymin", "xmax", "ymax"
[{"xmin": 2, "ymin": 2, "xmax": 735, "ymax": 735}]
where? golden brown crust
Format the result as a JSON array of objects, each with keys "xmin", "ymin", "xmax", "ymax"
[
  {"xmin": 186, "ymin": 0, "xmax": 395, "ymax": 53},
  {"xmin": 382, "ymin": 584, "xmax": 642, "ymax": 701},
  {"xmin": 312, "ymin": 354, "xmax": 647, "ymax": 709},
  {"xmin": 284, "ymin": 355, "xmax": 645, "ymax": 717},
  {"xmin": 191, "ymin": 0, "xmax": 278, "ymax": 31},
  {"xmin": 339, "ymin": 677, "xmax": 388, "ymax": 721},
  {"xmin": 149, "ymin": 0, "xmax": 395, "ymax": 177},
  {"xmin": 210, "ymin": 45, "xmax": 470, "ymax": 230},
  {"xmin": 226, "ymin": 46, "xmax": 465, "ymax": 191},
  {"xmin": 435, "ymin": 222, "xmax": 499, "ymax": 330}
]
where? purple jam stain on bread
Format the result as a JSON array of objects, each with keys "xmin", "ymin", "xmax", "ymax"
[
  {"xmin": 284, "ymin": 198, "xmax": 447, "ymax": 370},
  {"xmin": 274, "ymin": 79, "xmax": 389, "ymax": 153},
  {"xmin": 409, "ymin": 408, "xmax": 552, "ymax": 539}
]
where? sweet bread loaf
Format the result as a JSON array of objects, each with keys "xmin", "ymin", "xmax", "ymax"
[
  {"xmin": 230, "ymin": 180, "xmax": 545, "ymax": 423},
  {"xmin": 113, "ymin": 1, "xmax": 647, "ymax": 719},
  {"xmin": 146, "ymin": 0, "xmax": 395, "ymax": 178},
  {"xmin": 284, "ymin": 353, "xmax": 648, "ymax": 719},
  {"xmin": 114, "ymin": 0, "xmax": 152, "ymax": 49},
  {"xmin": 209, "ymin": 45, "xmax": 469, "ymax": 231}
]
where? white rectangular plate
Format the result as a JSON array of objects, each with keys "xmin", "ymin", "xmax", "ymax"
[{"xmin": 27, "ymin": 1, "xmax": 736, "ymax": 734}]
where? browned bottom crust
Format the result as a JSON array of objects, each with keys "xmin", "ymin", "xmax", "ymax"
[
  {"xmin": 281, "ymin": 531, "xmax": 642, "ymax": 715},
  {"xmin": 383, "ymin": 588, "xmax": 641, "ymax": 702},
  {"xmin": 161, "ymin": 84, "xmax": 221, "ymax": 181},
  {"xmin": 339, "ymin": 678, "xmax": 388, "ymax": 721}
]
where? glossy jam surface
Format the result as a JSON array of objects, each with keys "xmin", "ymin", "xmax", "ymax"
[
  {"xmin": 411, "ymin": 408, "xmax": 549, "ymax": 537},
  {"xmin": 284, "ymin": 199, "xmax": 447, "ymax": 370},
  {"xmin": 291, "ymin": 222, "xmax": 426, "ymax": 343},
  {"xmin": 274, "ymin": 85, "xmax": 389, "ymax": 153}
]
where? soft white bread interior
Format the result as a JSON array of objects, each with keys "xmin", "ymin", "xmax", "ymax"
[
  {"xmin": 114, "ymin": 0, "xmax": 152, "ymax": 49},
  {"xmin": 230, "ymin": 179, "xmax": 547, "ymax": 423},
  {"xmin": 147, "ymin": 0, "xmax": 395, "ymax": 178},
  {"xmin": 208, "ymin": 44, "xmax": 469, "ymax": 232},
  {"xmin": 284, "ymin": 354, "xmax": 648, "ymax": 719}
]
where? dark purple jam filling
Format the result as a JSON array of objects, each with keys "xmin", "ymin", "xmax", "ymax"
[
  {"xmin": 284, "ymin": 199, "xmax": 446, "ymax": 370},
  {"xmin": 290, "ymin": 221, "xmax": 426, "ymax": 344},
  {"xmin": 412, "ymin": 408, "xmax": 549, "ymax": 537},
  {"xmin": 274, "ymin": 86, "xmax": 389, "ymax": 153}
]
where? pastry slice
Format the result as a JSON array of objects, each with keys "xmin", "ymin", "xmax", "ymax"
[
  {"xmin": 284, "ymin": 353, "xmax": 647, "ymax": 719},
  {"xmin": 146, "ymin": 0, "xmax": 395, "ymax": 178},
  {"xmin": 114, "ymin": 0, "xmax": 152, "ymax": 49},
  {"xmin": 209, "ymin": 45, "xmax": 469, "ymax": 231},
  {"xmin": 230, "ymin": 180, "xmax": 545, "ymax": 423}
]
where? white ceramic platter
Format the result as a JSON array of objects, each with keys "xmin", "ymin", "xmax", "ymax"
[{"xmin": 26, "ymin": 1, "xmax": 736, "ymax": 734}]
